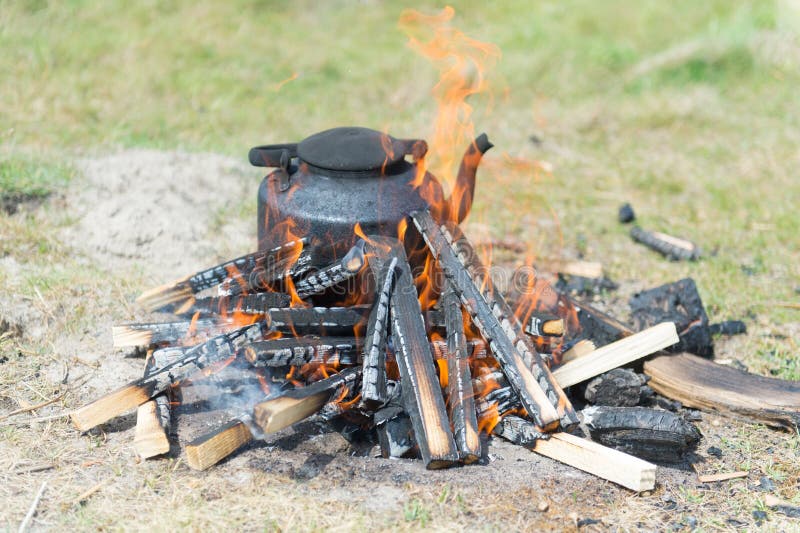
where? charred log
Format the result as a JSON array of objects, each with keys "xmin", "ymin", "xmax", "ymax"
[
  {"xmin": 582, "ymin": 405, "xmax": 701, "ymax": 463},
  {"xmin": 709, "ymin": 320, "xmax": 747, "ymax": 336},
  {"xmin": 493, "ymin": 415, "xmax": 548, "ymax": 446},
  {"xmin": 388, "ymin": 236, "xmax": 459, "ymax": 469},
  {"xmin": 360, "ymin": 238, "xmax": 398, "ymax": 408},
  {"xmin": 411, "ymin": 210, "xmax": 577, "ymax": 431},
  {"xmin": 584, "ymin": 369, "xmax": 648, "ymax": 407},
  {"xmin": 442, "ymin": 285, "xmax": 481, "ymax": 463},
  {"xmin": 293, "ymin": 240, "xmax": 366, "ymax": 298},
  {"xmin": 183, "ymin": 292, "xmax": 291, "ymax": 317},
  {"xmin": 630, "ymin": 225, "xmax": 701, "ymax": 261},
  {"xmin": 242, "ymin": 337, "xmax": 360, "ymax": 368},
  {"xmin": 525, "ymin": 314, "xmax": 565, "ymax": 337}
]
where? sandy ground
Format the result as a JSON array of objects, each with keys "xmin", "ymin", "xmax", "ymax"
[{"xmin": 1, "ymin": 150, "xmax": 798, "ymax": 531}]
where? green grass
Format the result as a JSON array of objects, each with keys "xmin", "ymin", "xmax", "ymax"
[{"xmin": 0, "ymin": 157, "xmax": 74, "ymax": 198}]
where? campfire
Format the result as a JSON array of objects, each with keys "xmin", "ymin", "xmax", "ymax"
[{"xmin": 69, "ymin": 125, "xmax": 688, "ymax": 491}]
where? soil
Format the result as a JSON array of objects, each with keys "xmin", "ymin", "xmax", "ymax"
[{"xmin": 1, "ymin": 149, "xmax": 796, "ymax": 530}]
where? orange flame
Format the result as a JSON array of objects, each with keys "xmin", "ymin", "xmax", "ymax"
[{"xmin": 399, "ymin": 6, "xmax": 500, "ymax": 205}]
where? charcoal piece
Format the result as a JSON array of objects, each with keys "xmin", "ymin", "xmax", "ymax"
[
  {"xmin": 629, "ymin": 278, "xmax": 713, "ymax": 357},
  {"xmin": 582, "ymin": 406, "xmax": 701, "ymax": 463},
  {"xmin": 569, "ymin": 298, "xmax": 631, "ymax": 347},
  {"xmin": 493, "ymin": 415, "xmax": 548, "ymax": 446},
  {"xmin": 709, "ymin": 320, "xmax": 747, "ymax": 336},
  {"xmin": 584, "ymin": 369, "xmax": 647, "ymax": 407},
  {"xmin": 555, "ymin": 274, "xmax": 618, "ymax": 297},
  {"xmin": 618, "ymin": 203, "xmax": 635, "ymax": 224},
  {"xmin": 376, "ymin": 413, "xmax": 417, "ymax": 459}
]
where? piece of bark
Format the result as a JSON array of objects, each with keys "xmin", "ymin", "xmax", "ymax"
[
  {"xmin": 71, "ymin": 322, "xmax": 268, "ymax": 431},
  {"xmin": 387, "ymin": 236, "xmax": 459, "ymax": 469},
  {"xmin": 493, "ymin": 417, "xmax": 656, "ymax": 492},
  {"xmin": 584, "ymin": 369, "xmax": 647, "ymax": 407},
  {"xmin": 411, "ymin": 210, "xmax": 576, "ymax": 431},
  {"xmin": 242, "ymin": 337, "xmax": 360, "ymax": 368},
  {"xmin": 630, "ymin": 225, "xmax": 701, "ymax": 261},
  {"xmin": 293, "ymin": 240, "xmax": 366, "ymax": 298},
  {"xmin": 644, "ymin": 352, "xmax": 800, "ymax": 430},
  {"xmin": 252, "ymin": 367, "xmax": 361, "ymax": 434},
  {"xmin": 552, "ymin": 322, "xmax": 679, "ymax": 388},
  {"xmin": 629, "ymin": 278, "xmax": 713, "ymax": 357},
  {"xmin": 136, "ymin": 239, "xmax": 310, "ymax": 312},
  {"xmin": 185, "ymin": 419, "xmax": 254, "ymax": 471},
  {"xmin": 442, "ymin": 285, "xmax": 481, "ymax": 463},
  {"xmin": 582, "ymin": 406, "xmax": 701, "ymax": 463},
  {"xmin": 360, "ymin": 239, "xmax": 397, "ymax": 408}
]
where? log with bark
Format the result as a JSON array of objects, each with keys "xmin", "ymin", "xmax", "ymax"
[
  {"xmin": 411, "ymin": 210, "xmax": 577, "ymax": 431},
  {"xmin": 582, "ymin": 405, "xmax": 701, "ymax": 463},
  {"xmin": 644, "ymin": 353, "xmax": 800, "ymax": 430}
]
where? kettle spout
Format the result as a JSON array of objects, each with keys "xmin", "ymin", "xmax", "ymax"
[{"xmin": 446, "ymin": 133, "xmax": 493, "ymax": 223}]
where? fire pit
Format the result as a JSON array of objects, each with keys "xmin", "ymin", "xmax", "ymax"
[{"xmin": 70, "ymin": 127, "xmax": 685, "ymax": 491}]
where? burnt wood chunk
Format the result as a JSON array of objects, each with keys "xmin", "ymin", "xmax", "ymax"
[
  {"xmin": 411, "ymin": 210, "xmax": 577, "ymax": 431},
  {"xmin": 442, "ymin": 286, "xmax": 481, "ymax": 463},
  {"xmin": 584, "ymin": 369, "xmax": 648, "ymax": 407},
  {"xmin": 242, "ymin": 337, "xmax": 360, "ymax": 368},
  {"xmin": 645, "ymin": 352, "xmax": 800, "ymax": 430},
  {"xmin": 582, "ymin": 406, "xmax": 701, "ymax": 463},
  {"xmin": 136, "ymin": 239, "xmax": 310, "ymax": 312},
  {"xmin": 493, "ymin": 415, "xmax": 548, "ymax": 446},
  {"xmin": 184, "ymin": 292, "xmax": 291, "ymax": 317},
  {"xmin": 568, "ymin": 297, "xmax": 632, "ymax": 346},
  {"xmin": 630, "ymin": 225, "xmax": 701, "ymax": 261},
  {"xmin": 629, "ymin": 278, "xmax": 713, "ymax": 357},
  {"xmin": 385, "ymin": 236, "xmax": 458, "ymax": 469},
  {"xmin": 113, "ymin": 319, "xmax": 223, "ymax": 348},
  {"xmin": 293, "ymin": 240, "xmax": 366, "ymax": 298},
  {"xmin": 709, "ymin": 320, "xmax": 747, "ymax": 336},
  {"xmin": 71, "ymin": 322, "xmax": 269, "ymax": 431},
  {"xmin": 252, "ymin": 367, "xmax": 361, "ymax": 434},
  {"xmin": 361, "ymin": 239, "xmax": 398, "ymax": 407},
  {"xmin": 375, "ymin": 382, "xmax": 418, "ymax": 459}
]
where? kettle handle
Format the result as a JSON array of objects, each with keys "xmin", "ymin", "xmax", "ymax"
[{"xmin": 249, "ymin": 143, "xmax": 298, "ymax": 168}]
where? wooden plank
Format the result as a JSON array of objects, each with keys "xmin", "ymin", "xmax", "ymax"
[
  {"xmin": 552, "ymin": 322, "xmax": 679, "ymax": 388},
  {"xmin": 133, "ymin": 399, "xmax": 171, "ymax": 459},
  {"xmin": 532, "ymin": 432, "xmax": 656, "ymax": 492},
  {"xmin": 442, "ymin": 285, "xmax": 481, "ymax": 463},
  {"xmin": 644, "ymin": 352, "xmax": 800, "ymax": 430},
  {"xmin": 252, "ymin": 367, "xmax": 361, "ymax": 434},
  {"xmin": 185, "ymin": 420, "xmax": 254, "ymax": 471},
  {"xmin": 411, "ymin": 210, "xmax": 576, "ymax": 431},
  {"xmin": 697, "ymin": 471, "xmax": 748, "ymax": 483}
]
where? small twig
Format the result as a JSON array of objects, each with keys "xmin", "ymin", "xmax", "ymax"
[
  {"xmin": 13, "ymin": 462, "xmax": 55, "ymax": 474},
  {"xmin": 33, "ymin": 286, "xmax": 57, "ymax": 323},
  {"xmin": 0, "ymin": 374, "xmax": 92, "ymax": 421},
  {"xmin": 0, "ymin": 411, "xmax": 74, "ymax": 427},
  {"xmin": 64, "ymin": 478, "xmax": 111, "ymax": 509},
  {"xmin": 18, "ymin": 480, "xmax": 47, "ymax": 533}
]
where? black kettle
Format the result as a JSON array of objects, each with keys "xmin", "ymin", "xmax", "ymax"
[{"xmin": 250, "ymin": 126, "xmax": 492, "ymax": 256}]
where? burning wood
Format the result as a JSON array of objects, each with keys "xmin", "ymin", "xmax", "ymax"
[
  {"xmin": 252, "ymin": 367, "xmax": 361, "ymax": 434},
  {"xmin": 410, "ymin": 210, "xmax": 577, "ymax": 431},
  {"xmin": 242, "ymin": 336, "xmax": 360, "ymax": 367},
  {"xmin": 293, "ymin": 240, "xmax": 366, "ymax": 298},
  {"xmin": 71, "ymin": 322, "xmax": 268, "ymax": 431},
  {"xmin": 386, "ymin": 236, "xmax": 459, "ymax": 469},
  {"xmin": 442, "ymin": 286, "xmax": 481, "ymax": 463},
  {"xmin": 360, "ymin": 239, "xmax": 397, "ymax": 408},
  {"xmin": 136, "ymin": 239, "xmax": 311, "ymax": 312}
]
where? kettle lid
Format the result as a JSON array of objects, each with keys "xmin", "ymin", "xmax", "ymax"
[{"xmin": 297, "ymin": 127, "xmax": 426, "ymax": 173}]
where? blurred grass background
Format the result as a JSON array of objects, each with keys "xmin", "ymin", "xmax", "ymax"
[{"xmin": 1, "ymin": 0, "xmax": 798, "ymax": 370}]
